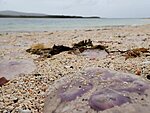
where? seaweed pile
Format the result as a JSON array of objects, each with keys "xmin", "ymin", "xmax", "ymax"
[
  {"xmin": 26, "ymin": 39, "xmax": 150, "ymax": 60},
  {"xmin": 44, "ymin": 67, "xmax": 150, "ymax": 113},
  {"xmin": 26, "ymin": 39, "xmax": 108, "ymax": 59}
]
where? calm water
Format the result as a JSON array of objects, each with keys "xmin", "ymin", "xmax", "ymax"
[{"xmin": 0, "ymin": 18, "xmax": 150, "ymax": 32}]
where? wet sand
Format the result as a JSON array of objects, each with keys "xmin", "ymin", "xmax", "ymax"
[{"xmin": 0, "ymin": 25, "xmax": 150, "ymax": 112}]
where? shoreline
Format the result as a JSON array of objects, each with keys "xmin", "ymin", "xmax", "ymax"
[
  {"xmin": 0, "ymin": 24, "xmax": 150, "ymax": 33},
  {"xmin": 0, "ymin": 24, "xmax": 150, "ymax": 112}
]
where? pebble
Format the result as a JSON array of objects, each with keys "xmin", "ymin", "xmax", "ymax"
[
  {"xmin": 135, "ymin": 68, "xmax": 141, "ymax": 76},
  {"xmin": 18, "ymin": 109, "xmax": 31, "ymax": 113}
]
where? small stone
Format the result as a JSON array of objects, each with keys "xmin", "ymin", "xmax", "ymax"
[
  {"xmin": 18, "ymin": 109, "xmax": 31, "ymax": 113},
  {"xmin": 135, "ymin": 68, "xmax": 141, "ymax": 76},
  {"xmin": 0, "ymin": 77, "xmax": 9, "ymax": 86}
]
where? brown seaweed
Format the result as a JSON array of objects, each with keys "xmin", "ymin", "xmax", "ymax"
[
  {"xmin": 72, "ymin": 39, "xmax": 93, "ymax": 48},
  {"xmin": 108, "ymin": 48, "xmax": 149, "ymax": 60},
  {"xmin": 26, "ymin": 39, "xmax": 108, "ymax": 59},
  {"xmin": 124, "ymin": 48, "xmax": 149, "ymax": 60}
]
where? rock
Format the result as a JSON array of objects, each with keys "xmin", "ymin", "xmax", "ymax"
[
  {"xmin": 135, "ymin": 68, "xmax": 141, "ymax": 76},
  {"xmin": 0, "ymin": 77, "xmax": 9, "ymax": 86},
  {"xmin": 44, "ymin": 67, "xmax": 150, "ymax": 113}
]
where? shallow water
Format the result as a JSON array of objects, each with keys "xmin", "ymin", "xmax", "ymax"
[{"xmin": 0, "ymin": 18, "xmax": 150, "ymax": 32}]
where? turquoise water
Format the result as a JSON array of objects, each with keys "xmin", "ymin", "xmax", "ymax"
[{"xmin": 0, "ymin": 18, "xmax": 150, "ymax": 32}]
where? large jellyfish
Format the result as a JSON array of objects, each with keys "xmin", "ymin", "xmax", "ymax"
[{"xmin": 44, "ymin": 67, "xmax": 150, "ymax": 113}]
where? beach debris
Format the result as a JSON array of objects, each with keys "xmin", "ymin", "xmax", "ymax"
[
  {"xmin": 0, "ymin": 77, "xmax": 9, "ymax": 86},
  {"xmin": 0, "ymin": 59, "xmax": 36, "ymax": 79},
  {"xmin": 26, "ymin": 39, "xmax": 108, "ymax": 59},
  {"xmin": 44, "ymin": 67, "xmax": 150, "ymax": 113}
]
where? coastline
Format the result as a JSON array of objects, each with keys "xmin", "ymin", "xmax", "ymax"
[{"xmin": 0, "ymin": 24, "xmax": 150, "ymax": 112}]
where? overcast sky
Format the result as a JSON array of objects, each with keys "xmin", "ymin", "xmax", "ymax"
[{"xmin": 0, "ymin": 0, "xmax": 149, "ymax": 18}]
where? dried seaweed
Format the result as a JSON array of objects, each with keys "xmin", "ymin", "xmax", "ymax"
[
  {"xmin": 26, "ymin": 39, "xmax": 108, "ymax": 59},
  {"xmin": 124, "ymin": 48, "xmax": 149, "ymax": 60},
  {"xmin": 73, "ymin": 39, "xmax": 93, "ymax": 48},
  {"xmin": 108, "ymin": 48, "xmax": 149, "ymax": 60}
]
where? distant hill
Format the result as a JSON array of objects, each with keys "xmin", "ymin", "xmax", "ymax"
[
  {"xmin": 0, "ymin": 10, "xmax": 100, "ymax": 18},
  {"xmin": 0, "ymin": 10, "xmax": 47, "ymax": 16}
]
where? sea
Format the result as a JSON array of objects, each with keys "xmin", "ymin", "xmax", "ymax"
[{"xmin": 0, "ymin": 18, "xmax": 150, "ymax": 32}]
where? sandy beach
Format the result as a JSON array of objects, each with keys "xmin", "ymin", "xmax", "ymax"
[{"xmin": 0, "ymin": 25, "xmax": 150, "ymax": 113}]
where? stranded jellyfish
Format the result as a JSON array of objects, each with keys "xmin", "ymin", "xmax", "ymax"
[
  {"xmin": 0, "ymin": 59, "xmax": 36, "ymax": 79},
  {"xmin": 44, "ymin": 67, "xmax": 150, "ymax": 113}
]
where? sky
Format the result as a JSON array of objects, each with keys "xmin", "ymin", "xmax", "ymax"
[{"xmin": 0, "ymin": 0, "xmax": 150, "ymax": 18}]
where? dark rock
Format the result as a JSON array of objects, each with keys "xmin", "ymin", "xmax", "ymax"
[{"xmin": 0, "ymin": 77, "xmax": 9, "ymax": 86}]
